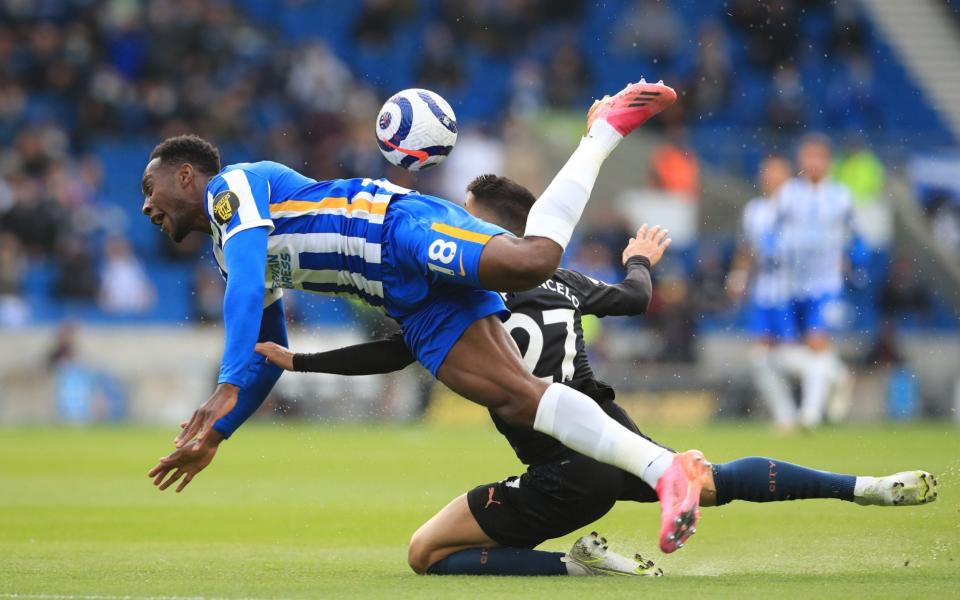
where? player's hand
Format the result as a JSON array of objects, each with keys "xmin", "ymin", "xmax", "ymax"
[
  {"xmin": 622, "ymin": 224, "xmax": 671, "ymax": 267},
  {"xmin": 175, "ymin": 384, "xmax": 238, "ymax": 448},
  {"xmin": 148, "ymin": 430, "xmax": 222, "ymax": 493},
  {"xmin": 254, "ymin": 342, "xmax": 295, "ymax": 371}
]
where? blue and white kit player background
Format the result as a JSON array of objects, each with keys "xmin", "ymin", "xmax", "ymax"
[
  {"xmin": 776, "ymin": 135, "xmax": 856, "ymax": 429},
  {"xmin": 727, "ymin": 156, "xmax": 798, "ymax": 430},
  {"xmin": 143, "ymin": 81, "xmax": 715, "ymax": 553}
]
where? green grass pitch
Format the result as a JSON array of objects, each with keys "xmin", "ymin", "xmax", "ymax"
[{"xmin": 1, "ymin": 422, "xmax": 957, "ymax": 598}]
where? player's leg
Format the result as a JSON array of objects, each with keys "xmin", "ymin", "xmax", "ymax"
[
  {"xmin": 477, "ymin": 81, "xmax": 677, "ymax": 292},
  {"xmin": 600, "ymin": 399, "xmax": 940, "ymax": 510},
  {"xmin": 749, "ymin": 342, "xmax": 796, "ymax": 430},
  {"xmin": 406, "ymin": 494, "xmax": 505, "ymax": 574},
  {"xmin": 436, "ymin": 316, "xmax": 709, "ymax": 553},
  {"xmin": 414, "ymin": 458, "xmax": 660, "ymax": 576},
  {"xmin": 796, "ymin": 296, "xmax": 845, "ymax": 428},
  {"xmin": 701, "ymin": 457, "xmax": 938, "ymax": 507}
]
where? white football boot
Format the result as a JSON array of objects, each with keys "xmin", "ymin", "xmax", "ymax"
[
  {"xmin": 854, "ymin": 471, "xmax": 939, "ymax": 506},
  {"xmin": 562, "ymin": 531, "xmax": 663, "ymax": 576}
]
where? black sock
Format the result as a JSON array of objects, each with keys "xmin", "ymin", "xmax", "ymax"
[
  {"xmin": 712, "ymin": 457, "xmax": 856, "ymax": 505},
  {"xmin": 425, "ymin": 547, "xmax": 567, "ymax": 576}
]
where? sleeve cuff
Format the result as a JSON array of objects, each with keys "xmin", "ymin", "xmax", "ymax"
[
  {"xmin": 625, "ymin": 255, "xmax": 651, "ymax": 271},
  {"xmin": 222, "ymin": 220, "xmax": 275, "ymax": 244}
]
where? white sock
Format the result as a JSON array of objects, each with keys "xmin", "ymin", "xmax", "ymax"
[
  {"xmin": 800, "ymin": 351, "xmax": 835, "ymax": 427},
  {"xmin": 774, "ymin": 344, "xmax": 810, "ymax": 379},
  {"xmin": 853, "ymin": 476, "xmax": 877, "ymax": 498},
  {"xmin": 523, "ymin": 120, "xmax": 623, "ymax": 249},
  {"xmin": 533, "ymin": 382, "xmax": 672, "ymax": 488},
  {"xmin": 749, "ymin": 346, "xmax": 796, "ymax": 427}
]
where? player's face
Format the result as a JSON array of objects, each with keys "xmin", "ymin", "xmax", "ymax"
[
  {"xmin": 759, "ymin": 158, "xmax": 792, "ymax": 197},
  {"xmin": 798, "ymin": 142, "xmax": 831, "ymax": 183},
  {"xmin": 140, "ymin": 158, "xmax": 198, "ymax": 243}
]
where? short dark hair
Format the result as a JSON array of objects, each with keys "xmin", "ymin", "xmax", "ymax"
[
  {"xmin": 149, "ymin": 135, "xmax": 221, "ymax": 176},
  {"xmin": 466, "ymin": 174, "xmax": 536, "ymax": 235}
]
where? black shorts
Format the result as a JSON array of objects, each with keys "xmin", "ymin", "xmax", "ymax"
[{"xmin": 466, "ymin": 409, "xmax": 671, "ymax": 549}]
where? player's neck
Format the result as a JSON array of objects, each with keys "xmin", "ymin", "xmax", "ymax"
[{"xmin": 192, "ymin": 175, "xmax": 214, "ymax": 235}]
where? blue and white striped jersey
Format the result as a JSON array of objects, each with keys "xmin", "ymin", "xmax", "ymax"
[
  {"xmin": 204, "ymin": 161, "xmax": 412, "ymax": 308},
  {"xmin": 775, "ymin": 177, "xmax": 853, "ymax": 299},
  {"xmin": 742, "ymin": 196, "xmax": 790, "ymax": 307}
]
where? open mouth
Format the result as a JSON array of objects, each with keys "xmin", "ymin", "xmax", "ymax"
[{"xmin": 151, "ymin": 213, "xmax": 167, "ymax": 233}]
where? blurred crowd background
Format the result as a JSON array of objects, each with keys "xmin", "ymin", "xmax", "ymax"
[{"xmin": 1, "ymin": 0, "xmax": 958, "ymax": 426}]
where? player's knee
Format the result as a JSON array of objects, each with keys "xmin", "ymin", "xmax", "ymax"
[{"xmin": 407, "ymin": 532, "xmax": 432, "ymax": 575}]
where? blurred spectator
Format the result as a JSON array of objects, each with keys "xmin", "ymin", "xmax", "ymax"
[
  {"xmin": 443, "ymin": 0, "xmax": 538, "ymax": 56},
  {"xmin": 99, "ymin": 236, "xmax": 156, "ymax": 314},
  {"xmin": 879, "ymin": 257, "xmax": 932, "ymax": 322},
  {"xmin": 509, "ymin": 60, "xmax": 547, "ymax": 118},
  {"xmin": 829, "ymin": 4, "xmax": 870, "ymax": 59},
  {"xmin": 690, "ymin": 21, "xmax": 732, "ymax": 116},
  {"xmin": 286, "ymin": 41, "xmax": 353, "ymax": 116},
  {"xmin": 835, "ymin": 142, "xmax": 885, "ymax": 208},
  {"xmin": 48, "ymin": 321, "xmax": 126, "ymax": 422},
  {"xmin": 614, "ymin": 0, "xmax": 685, "ymax": 65},
  {"xmin": 193, "ymin": 263, "xmax": 225, "ymax": 323},
  {"xmin": 768, "ymin": 64, "xmax": 806, "ymax": 130},
  {"xmin": 438, "ymin": 127, "xmax": 504, "ymax": 203},
  {"xmin": 544, "ymin": 40, "xmax": 591, "ymax": 109},
  {"xmin": 0, "ymin": 175, "xmax": 63, "ymax": 256},
  {"xmin": 417, "ymin": 24, "xmax": 465, "ymax": 93},
  {"xmin": 354, "ymin": 0, "xmax": 416, "ymax": 48},
  {"xmin": 834, "ymin": 141, "xmax": 890, "ymax": 248},
  {"xmin": 53, "ymin": 236, "xmax": 98, "ymax": 301},
  {"xmin": 728, "ymin": 0, "xmax": 799, "ymax": 70},
  {"xmin": 649, "ymin": 127, "xmax": 700, "ymax": 202},
  {"xmin": 927, "ymin": 193, "xmax": 960, "ymax": 256},
  {"xmin": 577, "ymin": 209, "xmax": 636, "ymax": 273},
  {"xmin": 0, "ymin": 233, "xmax": 28, "ymax": 326},
  {"xmin": 646, "ymin": 272, "xmax": 697, "ymax": 363},
  {"xmin": 568, "ymin": 241, "xmax": 619, "ymax": 283}
]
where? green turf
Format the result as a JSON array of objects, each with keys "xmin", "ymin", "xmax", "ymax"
[{"xmin": 0, "ymin": 422, "xmax": 957, "ymax": 598}]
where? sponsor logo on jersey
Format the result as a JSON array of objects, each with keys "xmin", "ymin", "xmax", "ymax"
[
  {"xmin": 213, "ymin": 190, "xmax": 240, "ymax": 225},
  {"xmin": 267, "ymin": 252, "xmax": 293, "ymax": 289}
]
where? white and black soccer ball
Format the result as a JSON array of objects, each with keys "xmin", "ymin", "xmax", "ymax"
[{"xmin": 375, "ymin": 88, "xmax": 458, "ymax": 171}]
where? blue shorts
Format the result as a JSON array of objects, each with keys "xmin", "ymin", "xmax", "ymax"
[
  {"xmin": 747, "ymin": 302, "xmax": 796, "ymax": 341},
  {"xmin": 381, "ymin": 192, "xmax": 510, "ymax": 375},
  {"xmin": 790, "ymin": 294, "xmax": 840, "ymax": 336}
]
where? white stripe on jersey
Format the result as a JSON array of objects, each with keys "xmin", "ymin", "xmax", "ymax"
[
  {"xmin": 299, "ymin": 269, "xmax": 385, "ymax": 298},
  {"xmin": 223, "ymin": 169, "xmax": 264, "ymax": 224},
  {"xmin": 742, "ymin": 197, "xmax": 790, "ymax": 307},
  {"xmin": 267, "ymin": 233, "xmax": 382, "ymax": 264},
  {"xmin": 776, "ymin": 178, "xmax": 853, "ymax": 299}
]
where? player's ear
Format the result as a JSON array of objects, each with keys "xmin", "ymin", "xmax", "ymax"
[{"xmin": 177, "ymin": 163, "xmax": 194, "ymax": 188}]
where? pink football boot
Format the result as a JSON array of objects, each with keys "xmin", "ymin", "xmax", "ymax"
[
  {"xmin": 655, "ymin": 449, "xmax": 711, "ymax": 553},
  {"xmin": 587, "ymin": 79, "xmax": 677, "ymax": 136}
]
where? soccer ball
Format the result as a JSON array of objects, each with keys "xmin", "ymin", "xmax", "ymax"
[{"xmin": 375, "ymin": 88, "xmax": 458, "ymax": 171}]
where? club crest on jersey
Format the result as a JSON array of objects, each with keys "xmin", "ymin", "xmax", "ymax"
[{"xmin": 213, "ymin": 191, "xmax": 239, "ymax": 225}]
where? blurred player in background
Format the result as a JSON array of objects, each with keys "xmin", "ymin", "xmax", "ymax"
[
  {"xmin": 778, "ymin": 135, "xmax": 855, "ymax": 428},
  {"xmin": 728, "ymin": 156, "xmax": 797, "ymax": 431},
  {"xmin": 259, "ymin": 175, "xmax": 939, "ymax": 577},
  {"xmin": 143, "ymin": 82, "xmax": 713, "ymax": 553}
]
